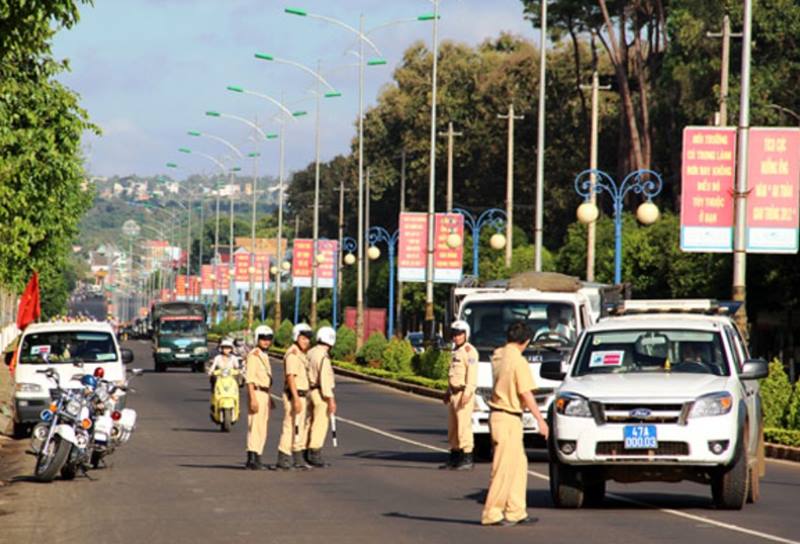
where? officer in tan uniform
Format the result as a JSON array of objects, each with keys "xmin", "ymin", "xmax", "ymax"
[
  {"xmin": 274, "ymin": 323, "xmax": 313, "ymax": 471},
  {"xmin": 440, "ymin": 320, "xmax": 478, "ymax": 470},
  {"xmin": 245, "ymin": 325, "xmax": 275, "ymax": 470},
  {"xmin": 305, "ymin": 326, "xmax": 337, "ymax": 467},
  {"xmin": 481, "ymin": 320, "xmax": 549, "ymax": 527}
]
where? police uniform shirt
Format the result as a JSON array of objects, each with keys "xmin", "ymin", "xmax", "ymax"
[
  {"xmin": 487, "ymin": 344, "xmax": 536, "ymax": 414},
  {"xmin": 448, "ymin": 342, "xmax": 478, "ymax": 393},
  {"xmin": 284, "ymin": 345, "xmax": 310, "ymax": 391},
  {"xmin": 245, "ymin": 347, "xmax": 272, "ymax": 388},
  {"xmin": 307, "ymin": 345, "xmax": 335, "ymax": 398}
]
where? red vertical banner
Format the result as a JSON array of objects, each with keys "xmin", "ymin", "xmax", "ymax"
[
  {"xmin": 254, "ymin": 253, "xmax": 270, "ymax": 288},
  {"xmin": 201, "ymin": 265, "xmax": 214, "ymax": 295},
  {"xmin": 679, "ymin": 127, "xmax": 737, "ymax": 252},
  {"xmin": 316, "ymin": 240, "xmax": 338, "ymax": 289},
  {"xmin": 746, "ymin": 127, "xmax": 800, "ymax": 253},
  {"xmin": 398, "ymin": 212, "xmax": 428, "ymax": 282},
  {"xmin": 234, "ymin": 252, "xmax": 251, "ymax": 290},
  {"xmin": 189, "ymin": 276, "xmax": 201, "ymax": 298},
  {"xmin": 433, "ymin": 213, "xmax": 464, "ymax": 283},
  {"xmin": 292, "ymin": 239, "xmax": 313, "ymax": 287},
  {"xmin": 175, "ymin": 275, "xmax": 188, "ymax": 300},
  {"xmin": 211, "ymin": 265, "xmax": 230, "ymax": 295}
]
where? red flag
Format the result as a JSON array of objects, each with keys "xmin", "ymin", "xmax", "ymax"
[{"xmin": 17, "ymin": 272, "xmax": 41, "ymax": 330}]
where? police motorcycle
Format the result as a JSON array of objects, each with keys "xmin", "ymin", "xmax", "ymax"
[
  {"xmin": 30, "ymin": 368, "xmax": 100, "ymax": 482},
  {"xmin": 89, "ymin": 367, "xmax": 141, "ymax": 468}
]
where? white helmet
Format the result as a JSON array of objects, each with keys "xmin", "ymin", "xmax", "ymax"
[
  {"xmin": 316, "ymin": 326, "xmax": 336, "ymax": 346},
  {"xmin": 292, "ymin": 323, "xmax": 313, "ymax": 342},
  {"xmin": 220, "ymin": 338, "xmax": 234, "ymax": 349},
  {"xmin": 450, "ymin": 320, "xmax": 470, "ymax": 340},
  {"xmin": 254, "ymin": 325, "xmax": 274, "ymax": 340}
]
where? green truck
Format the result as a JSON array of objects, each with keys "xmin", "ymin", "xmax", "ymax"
[{"xmin": 151, "ymin": 302, "xmax": 209, "ymax": 373}]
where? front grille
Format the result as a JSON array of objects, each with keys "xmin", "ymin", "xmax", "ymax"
[
  {"xmin": 595, "ymin": 441, "xmax": 690, "ymax": 456},
  {"xmin": 598, "ymin": 402, "xmax": 688, "ymax": 425}
]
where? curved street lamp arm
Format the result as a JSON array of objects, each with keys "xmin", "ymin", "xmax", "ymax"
[
  {"xmin": 342, "ymin": 236, "xmax": 358, "ymax": 253},
  {"xmin": 221, "ymin": 114, "xmax": 268, "ymax": 140},
  {"xmin": 193, "ymin": 152, "xmax": 229, "ymax": 174},
  {"xmin": 574, "ymin": 169, "xmax": 619, "ymax": 201},
  {"xmin": 620, "ymin": 169, "xmax": 664, "ymax": 201},
  {"xmin": 304, "ymin": 12, "xmax": 382, "ymax": 56},
  {"xmin": 196, "ymin": 132, "xmax": 244, "ymax": 158},
  {"xmin": 264, "ymin": 56, "xmax": 337, "ymax": 93},
  {"xmin": 243, "ymin": 89, "xmax": 298, "ymax": 120}
]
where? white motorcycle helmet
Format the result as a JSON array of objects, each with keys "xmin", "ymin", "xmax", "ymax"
[
  {"xmin": 254, "ymin": 325, "xmax": 274, "ymax": 340},
  {"xmin": 316, "ymin": 326, "xmax": 337, "ymax": 347},
  {"xmin": 220, "ymin": 338, "xmax": 234, "ymax": 350},
  {"xmin": 450, "ymin": 320, "xmax": 471, "ymax": 340},
  {"xmin": 292, "ymin": 323, "xmax": 313, "ymax": 343}
]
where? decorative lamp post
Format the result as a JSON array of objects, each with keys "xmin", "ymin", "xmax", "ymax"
[
  {"xmin": 368, "ymin": 227, "xmax": 399, "ymax": 338},
  {"xmin": 452, "ymin": 207, "xmax": 507, "ymax": 278}
]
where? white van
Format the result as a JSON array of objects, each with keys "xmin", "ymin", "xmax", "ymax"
[{"xmin": 11, "ymin": 321, "xmax": 134, "ymax": 436}]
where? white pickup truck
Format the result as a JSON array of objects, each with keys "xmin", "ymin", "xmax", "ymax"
[
  {"xmin": 545, "ymin": 300, "xmax": 767, "ymax": 510},
  {"xmin": 454, "ymin": 272, "xmax": 612, "ymax": 458}
]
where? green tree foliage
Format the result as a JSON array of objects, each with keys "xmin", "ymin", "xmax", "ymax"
[
  {"xmin": 414, "ymin": 348, "xmax": 451, "ymax": 380},
  {"xmin": 381, "ymin": 338, "xmax": 415, "ymax": 374},
  {"xmin": 274, "ymin": 319, "xmax": 293, "ymax": 348},
  {"xmin": 331, "ymin": 325, "xmax": 356, "ymax": 362},
  {"xmin": 357, "ymin": 331, "xmax": 388, "ymax": 365},
  {"xmin": 760, "ymin": 359, "xmax": 793, "ymax": 429},
  {"xmin": 786, "ymin": 381, "xmax": 800, "ymax": 431},
  {"xmin": 0, "ymin": 1, "xmax": 97, "ymax": 316}
]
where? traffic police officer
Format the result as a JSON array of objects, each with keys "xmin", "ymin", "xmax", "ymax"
[
  {"xmin": 481, "ymin": 320, "xmax": 549, "ymax": 527},
  {"xmin": 245, "ymin": 326, "xmax": 274, "ymax": 470},
  {"xmin": 274, "ymin": 323, "xmax": 313, "ymax": 471},
  {"xmin": 441, "ymin": 320, "xmax": 478, "ymax": 470},
  {"xmin": 305, "ymin": 326, "xmax": 337, "ymax": 467}
]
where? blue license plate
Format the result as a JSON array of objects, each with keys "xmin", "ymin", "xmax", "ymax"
[{"xmin": 623, "ymin": 425, "xmax": 658, "ymax": 449}]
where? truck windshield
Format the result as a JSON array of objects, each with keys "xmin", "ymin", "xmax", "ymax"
[
  {"xmin": 20, "ymin": 331, "xmax": 117, "ymax": 364},
  {"xmin": 159, "ymin": 320, "xmax": 206, "ymax": 336},
  {"xmin": 573, "ymin": 329, "xmax": 729, "ymax": 377},
  {"xmin": 462, "ymin": 301, "xmax": 577, "ymax": 349}
]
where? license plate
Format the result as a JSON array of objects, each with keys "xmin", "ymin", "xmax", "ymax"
[
  {"xmin": 175, "ymin": 353, "xmax": 190, "ymax": 359},
  {"xmin": 623, "ymin": 425, "xmax": 657, "ymax": 449}
]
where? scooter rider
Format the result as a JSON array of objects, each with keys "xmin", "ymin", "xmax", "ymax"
[
  {"xmin": 441, "ymin": 320, "xmax": 478, "ymax": 470},
  {"xmin": 208, "ymin": 339, "xmax": 239, "ymax": 389},
  {"xmin": 245, "ymin": 326, "xmax": 275, "ymax": 471},
  {"xmin": 273, "ymin": 323, "xmax": 313, "ymax": 471},
  {"xmin": 305, "ymin": 326, "xmax": 337, "ymax": 467}
]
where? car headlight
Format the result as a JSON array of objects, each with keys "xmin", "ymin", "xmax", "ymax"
[
  {"xmin": 194, "ymin": 346, "xmax": 208, "ymax": 355},
  {"xmin": 15, "ymin": 383, "xmax": 42, "ymax": 393},
  {"xmin": 689, "ymin": 392, "xmax": 733, "ymax": 418},
  {"xmin": 555, "ymin": 392, "xmax": 592, "ymax": 417},
  {"xmin": 157, "ymin": 347, "xmax": 171, "ymax": 354}
]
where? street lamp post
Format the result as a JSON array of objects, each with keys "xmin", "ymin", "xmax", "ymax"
[
  {"xmin": 335, "ymin": 236, "xmax": 358, "ymax": 330},
  {"xmin": 452, "ymin": 208, "xmax": 507, "ymax": 278},
  {"xmin": 424, "ymin": 0, "xmax": 441, "ymax": 342},
  {"xmin": 574, "ymin": 168, "xmax": 663, "ymax": 284},
  {"xmin": 368, "ymin": 226, "xmax": 399, "ymax": 338}
]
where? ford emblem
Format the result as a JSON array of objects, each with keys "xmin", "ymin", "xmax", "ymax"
[{"xmin": 629, "ymin": 408, "xmax": 652, "ymax": 419}]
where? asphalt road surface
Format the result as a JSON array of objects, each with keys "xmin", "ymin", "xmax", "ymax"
[{"xmin": 2, "ymin": 338, "xmax": 799, "ymax": 544}]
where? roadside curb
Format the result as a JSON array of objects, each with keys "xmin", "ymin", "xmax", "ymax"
[
  {"xmin": 766, "ymin": 443, "xmax": 800, "ymax": 462},
  {"xmin": 331, "ymin": 365, "xmax": 446, "ymax": 401}
]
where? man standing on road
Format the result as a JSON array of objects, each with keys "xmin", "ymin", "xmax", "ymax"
[
  {"xmin": 481, "ymin": 320, "xmax": 549, "ymax": 527},
  {"xmin": 245, "ymin": 326, "xmax": 275, "ymax": 471},
  {"xmin": 440, "ymin": 320, "xmax": 478, "ymax": 470},
  {"xmin": 305, "ymin": 326, "xmax": 337, "ymax": 468},
  {"xmin": 273, "ymin": 323, "xmax": 313, "ymax": 471}
]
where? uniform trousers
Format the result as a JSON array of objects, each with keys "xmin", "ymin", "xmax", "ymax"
[
  {"xmin": 246, "ymin": 389, "xmax": 270, "ymax": 455},
  {"xmin": 481, "ymin": 411, "xmax": 528, "ymax": 525},
  {"xmin": 447, "ymin": 391, "xmax": 474, "ymax": 453},
  {"xmin": 278, "ymin": 394, "xmax": 308, "ymax": 454},
  {"xmin": 306, "ymin": 389, "xmax": 329, "ymax": 450}
]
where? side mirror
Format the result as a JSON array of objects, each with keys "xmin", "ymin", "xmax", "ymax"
[
  {"xmin": 541, "ymin": 360, "xmax": 566, "ymax": 381},
  {"xmin": 121, "ymin": 348, "xmax": 134, "ymax": 364},
  {"xmin": 740, "ymin": 358, "xmax": 768, "ymax": 380}
]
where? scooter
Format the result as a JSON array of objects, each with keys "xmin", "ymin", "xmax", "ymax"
[{"xmin": 210, "ymin": 368, "xmax": 240, "ymax": 432}]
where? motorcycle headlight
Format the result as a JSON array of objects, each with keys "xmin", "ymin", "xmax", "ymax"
[
  {"xmin": 689, "ymin": 392, "xmax": 733, "ymax": 418},
  {"xmin": 65, "ymin": 399, "xmax": 82, "ymax": 417},
  {"xmin": 15, "ymin": 383, "xmax": 42, "ymax": 393},
  {"xmin": 157, "ymin": 347, "xmax": 172, "ymax": 354},
  {"xmin": 194, "ymin": 346, "xmax": 208, "ymax": 355},
  {"xmin": 555, "ymin": 392, "xmax": 592, "ymax": 417}
]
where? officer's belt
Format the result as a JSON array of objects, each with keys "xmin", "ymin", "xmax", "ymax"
[
  {"xmin": 449, "ymin": 385, "xmax": 466, "ymax": 393},
  {"xmin": 490, "ymin": 407, "xmax": 523, "ymax": 418},
  {"xmin": 252, "ymin": 385, "xmax": 270, "ymax": 393},
  {"xmin": 309, "ymin": 384, "xmax": 321, "ymax": 390},
  {"xmin": 285, "ymin": 389, "xmax": 307, "ymax": 398}
]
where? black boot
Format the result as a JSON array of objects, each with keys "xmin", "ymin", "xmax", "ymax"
[
  {"xmin": 251, "ymin": 453, "xmax": 268, "ymax": 471},
  {"xmin": 293, "ymin": 450, "xmax": 312, "ymax": 470},
  {"xmin": 455, "ymin": 451, "xmax": 474, "ymax": 470},
  {"xmin": 269, "ymin": 451, "xmax": 294, "ymax": 471},
  {"xmin": 307, "ymin": 448, "xmax": 329, "ymax": 468},
  {"xmin": 245, "ymin": 451, "xmax": 256, "ymax": 469},
  {"xmin": 439, "ymin": 449, "xmax": 458, "ymax": 469}
]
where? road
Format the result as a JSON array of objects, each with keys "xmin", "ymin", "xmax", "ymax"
[{"xmin": 2, "ymin": 338, "xmax": 799, "ymax": 544}]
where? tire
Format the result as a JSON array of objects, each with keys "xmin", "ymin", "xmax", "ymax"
[
  {"xmin": 583, "ymin": 472, "xmax": 607, "ymax": 507},
  {"xmin": 549, "ymin": 460, "xmax": 584, "ymax": 508},
  {"xmin": 155, "ymin": 362, "xmax": 166, "ymax": 373},
  {"xmin": 711, "ymin": 438, "xmax": 748, "ymax": 510},
  {"xmin": 192, "ymin": 363, "xmax": 204, "ymax": 373},
  {"xmin": 12, "ymin": 421, "xmax": 29, "ymax": 439},
  {"xmin": 473, "ymin": 434, "xmax": 492, "ymax": 461},
  {"xmin": 34, "ymin": 435, "xmax": 71, "ymax": 483},
  {"xmin": 60, "ymin": 463, "xmax": 77, "ymax": 481},
  {"xmin": 221, "ymin": 408, "xmax": 232, "ymax": 433}
]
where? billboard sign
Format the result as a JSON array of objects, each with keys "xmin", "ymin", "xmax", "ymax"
[
  {"xmin": 398, "ymin": 213, "xmax": 427, "ymax": 282},
  {"xmin": 291, "ymin": 239, "xmax": 313, "ymax": 288},
  {"xmin": 317, "ymin": 240, "xmax": 339, "ymax": 289},
  {"xmin": 433, "ymin": 213, "xmax": 464, "ymax": 283}
]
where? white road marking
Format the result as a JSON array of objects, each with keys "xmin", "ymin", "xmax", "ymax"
[{"xmin": 333, "ymin": 414, "xmax": 799, "ymax": 544}]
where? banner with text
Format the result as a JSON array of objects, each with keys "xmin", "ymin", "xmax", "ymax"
[
  {"xmin": 434, "ymin": 213, "xmax": 464, "ymax": 283},
  {"xmin": 398, "ymin": 213, "xmax": 427, "ymax": 282},
  {"xmin": 680, "ymin": 127, "xmax": 737, "ymax": 252},
  {"xmin": 201, "ymin": 265, "xmax": 214, "ymax": 296},
  {"xmin": 746, "ymin": 127, "xmax": 800, "ymax": 253},
  {"xmin": 292, "ymin": 239, "xmax": 313, "ymax": 288},
  {"xmin": 317, "ymin": 240, "xmax": 339, "ymax": 289}
]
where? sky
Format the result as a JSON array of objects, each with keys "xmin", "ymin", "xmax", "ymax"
[{"xmin": 53, "ymin": 0, "xmax": 539, "ymax": 180}]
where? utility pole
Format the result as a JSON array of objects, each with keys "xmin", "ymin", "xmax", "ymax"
[
  {"xmin": 364, "ymin": 167, "xmax": 371, "ymax": 303},
  {"xmin": 533, "ymin": 0, "xmax": 547, "ymax": 271},
  {"xmin": 580, "ymin": 37, "xmax": 611, "ymax": 282},
  {"xmin": 337, "ymin": 180, "xmax": 346, "ymax": 317},
  {"xmin": 438, "ymin": 122, "xmax": 463, "ymax": 212},
  {"xmin": 397, "ymin": 150, "xmax": 406, "ymax": 336},
  {"xmin": 497, "ymin": 104, "xmax": 524, "ymax": 268},
  {"xmin": 707, "ymin": 14, "xmax": 743, "ymax": 127},
  {"xmin": 732, "ymin": 0, "xmax": 753, "ymax": 339},
  {"xmin": 226, "ymin": 181, "xmax": 235, "ymax": 322}
]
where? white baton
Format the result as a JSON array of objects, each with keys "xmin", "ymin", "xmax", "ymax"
[{"xmin": 330, "ymin": 414, "xmax": 338, "ymax": 448}]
